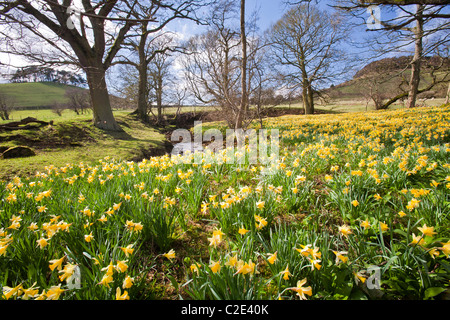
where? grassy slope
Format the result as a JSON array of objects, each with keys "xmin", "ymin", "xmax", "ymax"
[
  {"xmin": 325, "ymin": 70, "xmax": 449, "ymax": 102},
  {"xmin": 0, "ymin": 82, "xmax": 81, "ymax": 108},
  {"xmin": 0, "ymin": 111, "xmax": 168, "ymax": 180}
]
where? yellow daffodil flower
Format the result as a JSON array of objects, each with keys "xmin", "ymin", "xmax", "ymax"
[
  {"xmin": 338, "ymin": 224, "xmax": 353, "ymax": 238},
  {"xmin": 115, "ymin": 287, "xmax": 130, "ymax": 300},
  {"xmin": 123, "ymin": 276, "xmax": 134, "ymax": 289},
  {"xmin": 280, "ymin": 265, "xmax": 292, "ymax": 280},
  {"xmin": 163, "ymin": 249, "xmax": 176, "ymax": 261},
  {"xmin": 287, "ymin": 278, "xmax": 312, "ymax": 300},
  {"xmin": 238, "ymin": 227, "xmax": 249, "ymax": 235},
  {"xmin": 36, "ymin": 237, "xmax": 49, "ymax": 249},
  {"xmin": 439, "ymin": 241, "xmax": 450, "ymax": 258},
  {"xmin": 225, "ymin": 254, "xmax": 238, "ymax": 268},
  {"xmin": 360, "ymin": 219, "xmax": 370, "ymax": 229},
  {"xmin": 2, "ymin": 283, "xmax": 23, "ymax": 300},
  {"xmin": 234, "ymin": 260, "xmax": 258, "ymax": 276},
  {"xmin": 209, "ymin": 260, "xmax": 221, "ymax": 273},
  {"xmin": 256, "ymin": 201, "xmax": 265, "ymax": 210},
  {"xmin": 45, "ymin": 284, "xmax": 64, "ymax": 300},
  {"xmin": 115, "ymin": 260, "xmax": 128, "ymax": 273},
  {"xmin": 120, "ymin": 244, "xmax": 134, "ymax": 257},
  {"xmin": 84, "ymin": 232, "xmax": 94, "ymax": 242},
  {"xmin": 98, "ymin": 274, "xmax": 114, "ymax": 288},
  {"xmin": 58, "ymin": 263, "xmax": 77, "ymax": 282},
  {"xmin": 267, "ymin": 252, "xmax": 277, "ymax": 264},
  {"xmin": 208, "ymin": 229, "xmax": 225, "ymax": 248},
  {"xmin": 332, "ymin": 250, "xmax": 349, "ymax": 264},
  {"xmin": 379, "ymin": 222, "xmax": 389, "ymax": 232},
  {"xmin": 418, "ymin": 224, "xmax": 437, "ymax": 237},
  {"xmin": 410, "ymin": 233, "xmax": 425, "ymax": 246},
  {"xmin": 49, "ymin": 256, "xmax": 65, "ymax": 271}
]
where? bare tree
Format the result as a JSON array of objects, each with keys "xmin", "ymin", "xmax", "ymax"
[
  {"xmin": 112, "ymin": 1, "xmax": 207, "ymax": 123},
  {"xmin": 115, "ymin": 33, "xmax": 178, "ymax": 123},
  {"xmin": 170, "ymin": 85, "xmax": 188, "ymax": 120},
  {"xmin": 51, "ymin": 101, "xmax": 66, "ymax": 117},
  {"xmin": 268, "ymin": 4, "xmax": 350, "ymax": 115},
  {"xmin": 182, "ymin": 0, "xmax": 271, "ymax": 129},
  {"xmin": 65, "ymin": 88, "xmax": 91, "ymax": 115},
  {"xmin": 182, "ymin": 0, "xmax": 240, "ymax": 128},
  {"xmin": 446, "ymin": 81, "xmax": 450, "ymax": 104},
  {"xmin": 335, "ymin": 1, "xmax": 450, "ymax": 108},
  {"xmin": 0, "ymin": 0, "xmax": 148, "ymax": 131},
  {"xmin": 148, "ymin": 41, "xmax": 175, "ymax": 124},
  {"xmin": 235, "ymin": 0, "xmax": 247, "ymax": 129}
]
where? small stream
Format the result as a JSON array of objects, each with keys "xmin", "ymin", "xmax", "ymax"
[{"xmin": 171, "ymin": 141, "xmax": 204, "ymax": 156}]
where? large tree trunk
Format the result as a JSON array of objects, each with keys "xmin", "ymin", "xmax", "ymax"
[
  {"xmin": 302, "ymin": 78, "xmax": 314, "ymax": 115},
  {"xmin": 135, "ymin": 23, "xmax": 150, "ymax": 123},
  {"xmin": 307, "ymin": 84, "xmax": 315, "ymax": 114},
  {"xmin": 86, "ymin": 65, "xmax": 123, "ymax": 132},
  {"xmin": 235, "ymin": 0, "xmax": 247, "ymax": 129},
  {"xmin": 302, "ymin": 86, "xmax": 310, "ymax": 114},
  {"xmin": 406, "ymin": 5, "xmax": 424, "ymax": 109},
  {"xmin": 156, "ymin": 77, "xmax": 163, "ymax": 124},
  {"xmin": 136, "ymin": 62, "xmax": 150, "ymax": 122},
  {"xmin": 445, "ymin": 82, "xmax": 450, "ymax": 104}
]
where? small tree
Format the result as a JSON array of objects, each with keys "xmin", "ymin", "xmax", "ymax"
[
  {"xmin": 269, "ymin": 4, "xmax": 350, "ymax": 115},
  {"xmin": 0, "ymin": 92, "xmax": 15, "ymax": 121},
  {"xmin": 51, "ymin": 101, "xmax": 66, "ymax": 117},
  {"xmin": 65, "ymin": 88, "xmax": 91, "ymax": 115},
  {"xmin": 182, "ymin": 0, "xmax": 272, "ymax": 129}
]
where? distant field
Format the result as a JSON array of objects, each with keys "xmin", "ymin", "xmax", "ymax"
[
  {"xmin": 0, "ymin": 82, "xmax": 83, "ymax": 108},
  {"xmin": 0, "ymin": 108, "xmax": 131, "ymax": 124},
  {"xmin": 1, "ymin": 105, "xmax": 214, "ymax": 124},
  {"xmin": 4, "ymin": 98, "xmax": 447, "ymax": 126},
  {"xmin": 277, "ymin": 97, "xmax": 447, "ymax": 113}
]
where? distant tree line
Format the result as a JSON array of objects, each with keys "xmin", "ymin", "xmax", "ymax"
[{"xmin": 9, "ymin": 67, "xmax": 87, "ymax": 87}]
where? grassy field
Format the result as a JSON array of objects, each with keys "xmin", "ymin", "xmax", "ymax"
[
  {"xmin": 0, "ymin": 82, "xmax": 80, "ymax": 108},
  {"xmin": 276, "ymin": 98, "xmax": 448, "ymax": 114},
  {"xmin": 0, "ymin": 104, "xmax": 449, "ymax": 301},
  {"xmin": 0, "ymin": 108, "xmax": 130, "ymax": 124},
  {"xmin": 0, "ymin": 111, "xmax": 167, "ymax": 180}
]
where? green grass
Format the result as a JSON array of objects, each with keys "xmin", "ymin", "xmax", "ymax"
[
  {"xmin": 0, "ymin": 108, "xmax": 131, "ymax": 124},
  {"xmin": 0, "ymin": 82, "xmax": 83, "ymax": 108},
  {"xmin": 0, "ymin": 112, "xmax": 167, "ymax": 180},
  {"xmin": 325, "ymin": 69, "xmax": 449, "ymax": 102},
  {"xmin": 276, "ymin": 98, "xmax": 447, "ymax": 114}
]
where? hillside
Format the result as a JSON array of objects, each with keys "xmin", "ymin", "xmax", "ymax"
[
  {"xmin": 353, "ymin": 56, "xmax": 450, "ymax": 79},
  {"xmin": 0, "ymin": 82, "xmax": 83, "ymax": 109},
  {"xmin": 324, "ymin": 56, "xmax": 450, "ymax": 102}
]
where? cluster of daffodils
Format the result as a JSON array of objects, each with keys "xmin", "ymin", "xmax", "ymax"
[{"xmin": 1, "ymin": 104, "xmax": 449, "ymax": 300}]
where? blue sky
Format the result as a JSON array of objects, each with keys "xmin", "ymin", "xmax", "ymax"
[
  {"xmin": 167, "ymin": 0, "xmax": 336, "ymax": 36},
  {"xmin": 2, "ymin": 1, "xmax": 447, "ymax": 85}
]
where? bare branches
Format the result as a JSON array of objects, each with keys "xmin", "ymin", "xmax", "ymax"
[
  {"xmin": 181, "ymin": 0, "xmax": 273, "ymax": 129},
  {"xmin": 268, "ymin": 4, "xmax": 351, "ymax": 114}
]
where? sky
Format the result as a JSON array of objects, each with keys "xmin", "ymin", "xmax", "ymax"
[
  {"xmin": 0, "ymin": 1, "xmax": 288, "ymax": 82},
  {"xmin": 165, "ymin": 0, "xmax": 336, "ymax": 38},
  {"xmin": 1, "ymin": 1, "xmax": 447, "ymax": 86}
]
